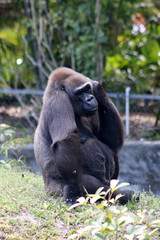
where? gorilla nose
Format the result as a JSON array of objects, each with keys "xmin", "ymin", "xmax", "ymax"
[{"xmin": 86, "ymin": 95, "xmax": 94, "ymax": 103}]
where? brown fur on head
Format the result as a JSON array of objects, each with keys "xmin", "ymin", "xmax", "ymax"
[{"xmin": 43, "ymin": 67, "xmax": 93, "ymax": 102}]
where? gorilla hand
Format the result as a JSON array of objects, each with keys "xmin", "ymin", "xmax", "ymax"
[{"xmin": 92, "ymin": 81, "xmax": 106, "ymax": 103}]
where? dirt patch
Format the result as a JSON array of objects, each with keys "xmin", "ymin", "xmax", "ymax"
[
  {"xmin": 0, "ymin": 111, "xmax": 28, "ymax": 126},
  {"xmin": 54, "ymin": 219, "xmax": 70, "ymax": 239},
  {"xmin": 14, "ymin": 212, "xmax": 37, "ymax": 224},
  {"xmin": 122, "ymin": 113, "xmax": 159, "ymax": 139},
  {"xmin": 0, "ymin": 105, "xmax": 36, "ymax": 138}
]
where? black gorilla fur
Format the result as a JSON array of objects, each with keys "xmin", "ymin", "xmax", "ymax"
[{"xmin": 34, "ymin": 67, "xmax": 133, "ymax": 204}]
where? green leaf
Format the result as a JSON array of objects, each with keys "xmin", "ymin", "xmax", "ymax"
[
  {"xmin": 4, "ymin": 129, "xmax": 15, "ymax": 136},
  {"xmin": 95, "ymin": 232, "xmax": 105, "ymax": 239},
  {"xmin": 150, "ymin": 220, "xmax": 160, "ymax": 227},
  {"xmin": 90, "ymin": 196, "xmax": 103, "ymax": 204},
  {"xmin": 95, "ymin": 187, "xmax": 104, "ymax": 195},
  {"xmin": 0, "ymin": 160, "xmax": 6, "ymax": 164},
  {"xmin": 114, "ymin": 194, "xmax": 124, "ymax": 202},
  {"xmin": 44, "ymin": 203, "xmax": 51, "ymax": 210},
  {"xmin": 0, "ymin": 124, "xmax": 10, "ymax": 130},
  {"xmin": 128, "ymin": 225, "xmax": 147, "ymax": 235},
  {"xmin": 149, "ymin": 228, "xmax": 159, "ymax": 236},
  {"xmin": 141, "ymin": 40, "xmax": 160, "ymax": 63},
  {"xmin": 110, "ymin": 179, "xmax": 119, "ymax": 189},
  {"xmin": 114, "ymin": 182, "xmax": 130, "ymax": 191}
]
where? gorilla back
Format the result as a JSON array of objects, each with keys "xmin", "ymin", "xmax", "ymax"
[{"xmin": 34, "ymin": 67, "xmax": 132, "ymax": 205}]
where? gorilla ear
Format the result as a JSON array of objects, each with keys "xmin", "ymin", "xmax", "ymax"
[{"xmin": 46, "ymin": 90, "xmax": 77, "ymax": 146}]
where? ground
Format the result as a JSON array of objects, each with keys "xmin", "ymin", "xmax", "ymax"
[
  {"xmin": 0, "ymin": 167, "xmax": 71, "ymax": 239},
  {"xmin": 0, "ymin": 102, "xmax": 160, "ymax": 239},
  {"xmin": 0, "ymin": 165, "xmax": 160, "ymax": 240}
]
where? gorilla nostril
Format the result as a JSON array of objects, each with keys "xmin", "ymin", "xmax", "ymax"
[{"xmin": 87, "ymin": 95, "xmax": 94, "ymax": 102}]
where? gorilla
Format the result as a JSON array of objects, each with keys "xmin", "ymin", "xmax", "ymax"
[{"xmin": 34, "ymin": 67, "xmax": 133, "ymax": 204}]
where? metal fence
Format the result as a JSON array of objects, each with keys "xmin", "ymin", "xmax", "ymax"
[
  {"xmin": 108, "ymin": 88, "xmax": 160, "ymax": 140},
  {"xmin": 0, "ymin": 88, "xmax": 160, "ymax": 140}
]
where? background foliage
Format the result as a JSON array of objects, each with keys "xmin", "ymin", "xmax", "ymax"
[{"xmin": 0, "ymin": 0, "xmax": 160, "ymax": 93}]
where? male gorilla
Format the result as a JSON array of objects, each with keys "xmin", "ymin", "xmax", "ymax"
[{"xmin": 34, "ymin": 67, "xmax": 133, "ymax": 204}]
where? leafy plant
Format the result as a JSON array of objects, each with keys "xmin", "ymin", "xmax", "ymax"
[
  {"xmin": 0, "ymin": 123, "xmax": 15, "ymax": 142},
  {"xmin": 104, "ymin": 9, "xmax": 160, "ymax": 94},
  {"xmin": 0, "ymin": 123, "xmax": 31, "ymax": 170},
  {"xmin": 69, "ymin": 180, "xmax": 160, "ymax": 240}
]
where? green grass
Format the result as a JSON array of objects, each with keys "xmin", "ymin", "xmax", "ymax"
[
  {"xmin": 0, "ymin": 167, "xmax": 71, "ymax": 239},
  {"xmin": 0, "ymin": 165, "xmax": 160, "ymax": 240}
]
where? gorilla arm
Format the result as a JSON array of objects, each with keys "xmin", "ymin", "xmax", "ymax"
[
  {"xmin": 92, "ymin": 82, "xmax": 124, "ymax": 180},
  {"xmin": 92, "ymin": 83, "xmax": 138, "ymax": 204},
  {"xmin": 93, "ymin": 82, "xmax": 124, "ymax": 154}
]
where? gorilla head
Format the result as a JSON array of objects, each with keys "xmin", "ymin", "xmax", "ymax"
[{"xmin": 45, "ymin": 68, "xmax": 98, "ymax": 117}]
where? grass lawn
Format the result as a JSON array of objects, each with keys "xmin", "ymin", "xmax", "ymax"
[{"xmin": 0, "ymin": 165, "xmax": 160, "ymax": 240}]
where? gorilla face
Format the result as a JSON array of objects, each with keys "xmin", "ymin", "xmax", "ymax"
[{"xmin": 65, "ymin": 82, "xmax": 98, "ymax": 116}]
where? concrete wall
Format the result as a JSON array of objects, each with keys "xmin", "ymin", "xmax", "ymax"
[
  {"xmin": 1, "ymin": 141, "xmax": 160, "ymax": 195},
  {"xmin": 119, "ymin": 141, "xmax": 160, "ymax": 195}
]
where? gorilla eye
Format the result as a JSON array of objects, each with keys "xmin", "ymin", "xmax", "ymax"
[
  {"xmin": 85, "ymin": 85, "xmax": 91, "ymax": 93},
  {"xmin": 61, "ymin": 85, "xmax": 65, "ymax": 91},
  {"xmin": 74, "ymin": 83, "xmax": 91, "ymax": 95}
]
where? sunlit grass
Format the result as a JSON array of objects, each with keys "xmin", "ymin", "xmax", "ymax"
[{"xmin": 0, "ymin": 166, "xmax": 160, "ymax": 240}]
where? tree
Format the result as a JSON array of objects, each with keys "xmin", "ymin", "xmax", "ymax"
[
  {"xmin": 0, "ymin": 0, "xmax": 35, "ymax": 89},
  {"xmin": 22, "ymin": 0, "xmax": 138, "ymax": 88},
  {"xmin": 104, "ymin": 0, "xmax": 160, "ymax": 93}
]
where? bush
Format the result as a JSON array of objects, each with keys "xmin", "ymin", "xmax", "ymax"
[{"xmin": 69, "ymin": 180, "xmax": 160, "ymax": 240}]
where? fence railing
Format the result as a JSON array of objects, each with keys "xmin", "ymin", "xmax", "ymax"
[
  {"xmin": 0, "ymin": 89, "xmax": 44, "ymax": 95},
  {"xmin": 0, "ymin": 88, "xmax": 160, "ymax": 139},
  {"xmin": 107, "ymin": 89, "xmax": 160, "ymax": 136}
]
